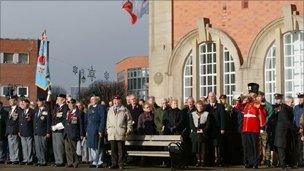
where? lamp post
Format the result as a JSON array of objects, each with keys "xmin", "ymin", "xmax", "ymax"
[{"xmin": 73, "ymin": 65, "xmax": 95, "ymax": 99}]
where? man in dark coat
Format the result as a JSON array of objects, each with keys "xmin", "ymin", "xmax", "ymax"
[
  {"xmin": 163, "ymin": 99, "xmax": 183, "ymax": 135},
  {"xmin": 0, "ymin": 101, "xmax": 8, "ymax": 163},
  {"xmin": 64, "ymin": 98, "xmax": 83, "ymax": 168},
  {"xmin": 205, "ymin": 92, "xmax": 226, "ymax": 166},
  {"xmin": 18, "ymin": 98, "xmax": 35, "ymax": 165},
  {"xmin": 181, "ymin": 97, "xmax": 197, "ymax": 166},
  {"xmin": 33, "ymin": 97, "xmax": 51, "ymax": 166},
  {"xmin": 51, "ymin": 94, "xmax": 68, "ymax": 167},
  {"xmin": 6, "ymin": 95, "xmax": 21, "ymax": 164},
  {"xmin": 274, "ymin": 95, "xmax": 297, "ymax": 169},
  {"xmin": 294, "ymin": 93, "xmax": 304, "ymax": 167},
  {"xmin": 86, "ymin": 96, "xmax": 106, "ymax": 168},
  {"xmin": 126, "ymin": 94, "xmax": 143, "ymax": 134}
]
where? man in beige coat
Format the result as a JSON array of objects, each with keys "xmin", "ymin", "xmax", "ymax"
[{"xmin": 107, "ymin": 95, "xmax": 132, "ymax": 169}]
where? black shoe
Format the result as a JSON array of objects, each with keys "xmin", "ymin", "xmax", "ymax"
[
  {"xmin": 109, "ymin": 165, "xmax": 118, "ymax": 169},
  {"xmin": 20, "ymin": 162, "xmax": 26, "ymax": 165},
  {"xmin": 27, "ymin": 162, "xmax": 33, "ymax": 165},
  {"xmin": 254, "ymin": 165, "xmax": 258, "ymax": 169},
  {"xmin": 96, "ymin": 165, "xmax": 103, "ymax": 168},
  {"xmin": 55, "ymin": 163, "xmax": 64, "ymax": 167},
  {"xmin": 245, "ymin": 165, "xmax": 253, "ymax": 168},
  {"xmin": 12, "ymin": 161, "xmax": 19, "ymax": 165},
  {"xmin": 0, "ymin": 161, "xmax": 4, "ymax": 164},
  {"xmin": 89, "ymin": 165, "xmax": 96, "ymax": 168}
]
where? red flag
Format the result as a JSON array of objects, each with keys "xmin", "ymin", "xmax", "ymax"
[{"xmin": 122, "ymin": 0, "xmax": 137, "ymax": 25}]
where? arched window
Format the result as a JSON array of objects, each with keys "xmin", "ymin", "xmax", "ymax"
[
  {"xmin": 264, "ymin": 43, "xmax": 276, "ymax": 104},
  {"xmin": 183, "ymin": 52, "xmax": 193, "ymax": 102},
  {"xmin": 182, "ymin": 42, "xmax": 236, "ymax": 104},
  {"xmin": 223, "ymin": 47, "xmax": 236, "ymax": 103},
  {"xmin": 284, "ymin": 31, "xmax": 304, "ymax": 97},
  {"xmin": 199, "ymin": 42, "xmax": 217, "ymax": 97}
]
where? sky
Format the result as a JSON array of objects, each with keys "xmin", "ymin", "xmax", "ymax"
[{"xmin": 0, "ymin": 0, "xmax": 148, "ymax": 90}]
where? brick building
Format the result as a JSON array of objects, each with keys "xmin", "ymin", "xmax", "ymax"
[
  {"xmin": 115, "ymin": 56, "xmax": 149, "ymax": 100},
  {"xmin": 0, "ymin": 38, "xmax": 46, "ymax": 105},
  {"xmin": 149, "ymin": 1, "xmax": 304, "ymax": 104}
]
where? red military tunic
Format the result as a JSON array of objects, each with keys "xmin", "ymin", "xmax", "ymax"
[{"xmin": 242, "ymin": 102, "xmax": 266, "ymax": 133}]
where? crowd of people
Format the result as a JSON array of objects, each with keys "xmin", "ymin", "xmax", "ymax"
[{"xmin": 0, "ymin": 82, "xmax": 303, "ymax": 170}]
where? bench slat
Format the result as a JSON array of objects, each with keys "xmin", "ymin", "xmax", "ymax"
[
  {"xmin": 125, "ymin": 141, "xmax": 179, "ymax": 146},
  {"xmin": 126, "ymin": 135, "xmax": 181, "ymax": 141},
  {"xmin": 108, "ymin": 150, "xmax": 170, "ymax": 157}
]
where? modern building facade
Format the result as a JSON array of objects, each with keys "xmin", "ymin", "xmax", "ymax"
[
  {"xmin": 0, "ymin": 38, "xmax": 46, "ymax": 105},
  {"xmin": 149, "ymin": 1, "xmax": 304, "ymax": 105},
  {"xmin": 116, "ymin": 56, "xmax": 149, "ymax": 100}
]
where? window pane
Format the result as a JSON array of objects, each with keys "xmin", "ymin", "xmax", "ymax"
[
  {"xmin": 19, "ymin": 53, "xmax": 29, "ymax": 64},
  {"xmin": 3, "ymin": 53, "xmax": 13, "ymax": 63}
]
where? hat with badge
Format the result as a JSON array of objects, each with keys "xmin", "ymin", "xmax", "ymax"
[
  {"xmin": 57, "ymin": 94, "xmax": 66, "ymax": 99},
  {"xmin": 69, "ymin": 98, "xmax": 76, "ymax": 104},
  {"xmin": 9, "ymin": 95, "xmax": 19, "ymax": 100},
  {"xmin": 37, "ymin": 96, "xmax": 46, "ymax": 102},
  {"xmin": 248, "ymin": 83, "xmax": 259, "ymax": 94},
  {"xmin": 113, "ymin": 95, "xmax": 121, "ymax": 100},
  {"xmin": 297, "ymin": 92, "xmax": 304, "ymax": 98},
  {"xmin": 274, "ymin": 93, "xmax": 284, "ymax": 99},
  {"xmin": 21, "ymin": 98, "xmax": 30, "ymax": 103},
  {"xmin": 219, "ymin": 94, "xmax": 227, "ymax": 99}
]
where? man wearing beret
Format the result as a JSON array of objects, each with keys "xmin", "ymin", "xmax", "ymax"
[
  {"xmin": 51, "ymin": 94, "xmax": 68, "ymax": 167},
  {"xmin": 6, "ymin": 95, "xmax": 21, "ymax": 164},
  {"xmin": 294, "ymin": 93, "xmax": 304, "ymax": 167},
  {"xmin": 18, "ymin": 98, "xmax": 35, "ymax": 165},
  {"xmin": 33, "ymin": 97, "xmax": 51, "ymax": 166},
  {"xmin": 235, "ymin": 83, "xmax": 266, "ymax": 169},
  {"xmin": 64, "ymin": 98, "xmax": 83, "ymax": 168},
  {"xmin": 257, "ymin": 91, "xmax": 274, "ymax": 167}
]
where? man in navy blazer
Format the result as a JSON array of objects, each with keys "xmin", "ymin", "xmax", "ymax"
[
  {"xmin": 33, "ymin": 97, "xmax": 51, "ymax": 166},
  {"xmin": 64, "ymin": 98, "xmax": 83, "ymax": 168},
  {"xmin": 18, "ymin": 98, "xmax": 35, "ymax": 165}
]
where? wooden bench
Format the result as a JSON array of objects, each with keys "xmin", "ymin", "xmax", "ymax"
[{"xmin": 108, "ymin": 135, "xmax": 182, "ymax": 158}]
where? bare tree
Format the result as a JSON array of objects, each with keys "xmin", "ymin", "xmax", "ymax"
[{"xmin": 79, "ymin": 80, "xmax": 126, "ymax": 106}]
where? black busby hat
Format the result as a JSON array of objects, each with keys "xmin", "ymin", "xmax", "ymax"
[
  {"xmin": 297, "ymin": 92, "xmax": 304, "ymax": 98},
  {"xmin": 274, "ymin": 93, "xmax": 284, "ymax": 99},
  {"xmin": 248, "ymin": 83, "xmax": 259, "ymax": 94},
  {"xmin": 57, "ymin": 94, "xmax": 66, "ymax": 99}
]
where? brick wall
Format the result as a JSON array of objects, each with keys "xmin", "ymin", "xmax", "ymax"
[
  {"xmin": 173, "ymin": 0, "xmax": 304, "ymax": 59},
  {"xmin": 0, "ymin": 38, "xmax": 43, "ymax": 105}
]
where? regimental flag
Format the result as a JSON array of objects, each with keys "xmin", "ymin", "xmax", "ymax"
[
  {"xmin": 122, "ymin": 0, "xmax": 149, "ymax": 25},
  {"xmin": 35, "ymin": 30, "xmax": 51, "ymax": 90}
]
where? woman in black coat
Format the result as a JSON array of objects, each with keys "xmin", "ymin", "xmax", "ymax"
[
  {"xmin": 162, "ymin": 99, "xmax": 183, "ymax": 135},
  {"xmin": 189, "ymin": 100, "xmax": 214, "ymax": 167}
]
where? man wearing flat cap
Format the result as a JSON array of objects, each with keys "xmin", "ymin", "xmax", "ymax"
[
  {"xmin": 107, "ymin": 95, "xmax": 132, "ymax": 169},
  {"xmin": 235, "ymin": 83, "xmax": 266, "ymax": 169},
  {"xmin": 6, "ymin": 95, "xmax": 21, "ymax": 164},
  {"xmin": 51, "ymin": 94, "xmax": 68, "ymax": 167},
  {"xmin": 18, "ymin": 98, "xmax": 35, "ymax": 165},
  {"xmin": 294, "ymin": 93, "xmax": 304, "ymax": 167},
  {"xmin": 33, "ymin": 97, "xmax": 51, "ymax": 166}
]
